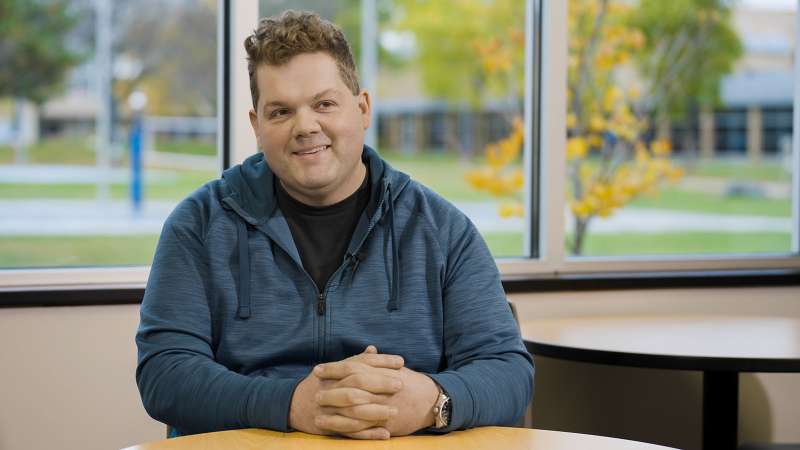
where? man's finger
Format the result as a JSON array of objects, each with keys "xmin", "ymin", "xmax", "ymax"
[
  {"xmin": 316, "ymin": 387, "xmax": 390, "ymax": 407},
  {"xmin": 333, "ymin": 403, "xmax": 399, "ymax": 422},
  {"xmin": 314, "ymin": 360, "xmax": 364, "ymax": 380},
  {"xmin": 314, "ymin": 356, "xmax": 403, "ymax": 380},
  {"xmin": 335, "ymin": 372, "xmax": 403, "ymax": 394},
  {"xmin": 343, "ymin": 427, "xmax": 391, "ymax": 440},
  {"xmin": 314, "ymin": 413, "xmax": 378, "ymax": 434},
  {"xmin": 363, "ymin": 345, "xmax": 377, "ymax": 354},
  {"xmin": 349, "ymin": 352, "xmax": 404, "ymax": 369}
]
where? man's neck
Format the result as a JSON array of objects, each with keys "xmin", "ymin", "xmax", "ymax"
[{"xmin": 279, "ymin": 161, "xmax": 367, "ymax": 207}]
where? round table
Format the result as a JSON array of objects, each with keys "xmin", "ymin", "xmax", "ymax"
[
  {"xmin": 122, "ymin": 427, "xmax": 677, "ymax": 450},
  {"xmin": 520, "ymin": 315, "xmax": 800, "ymax": 450}
]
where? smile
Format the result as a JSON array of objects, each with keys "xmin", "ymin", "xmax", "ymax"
[{"xmin": 294, "ymin": 145, "xmax": 330, "ymax": 156}]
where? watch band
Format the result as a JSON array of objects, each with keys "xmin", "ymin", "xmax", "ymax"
[{"xmin": 432, "ymin": 385, "xmax": 451, "ymax": 429}]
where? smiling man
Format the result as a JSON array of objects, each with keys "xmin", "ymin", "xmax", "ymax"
[{"xmin": 136, "ymin": 10, "xmax": 533, "ymax": 440}]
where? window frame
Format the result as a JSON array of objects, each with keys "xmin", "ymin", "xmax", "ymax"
[{"xmin": 1, "ymin": 0, "xmax": 799, "ymax": 297}]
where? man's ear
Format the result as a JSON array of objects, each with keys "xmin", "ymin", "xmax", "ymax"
[
  {"xmin": 249, "ymin": 108, "xmax": 258, "ymax": 133},
  {"xmin": 357, "ymin": 90, "xmax": 371, "ymax": 130},
  {"xmin": 248, "ymin": 108, "xmax": 261, "ymax": 149}
]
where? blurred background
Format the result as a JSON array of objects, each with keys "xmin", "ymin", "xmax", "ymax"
[{"xmin": 0, "ymin": 0, "xmax": 795, "ymax": 266}]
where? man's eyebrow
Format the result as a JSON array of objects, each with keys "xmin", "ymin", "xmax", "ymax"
[
  {"xmin": 311, "ymin": 89, "xmax": 341, "ymax": 101},
  {"xmin": 262, "ymin": 100, "xmax": 287, "ymax": 109},
  {"xmin": 261, "ymin": 89, "xmax": 341, "ymax": 111}
]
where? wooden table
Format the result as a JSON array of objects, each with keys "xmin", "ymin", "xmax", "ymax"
[
  {"xmin": 122, "ymin": 427, "xmax": 677, "ymax": 450},
  {"xmin": 520, "ymin": 316, "xmax": 800, "ymax": 450}
]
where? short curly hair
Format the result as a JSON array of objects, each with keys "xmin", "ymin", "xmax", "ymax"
[{"xmin": 244, "ymin": 10, "xmax": 360, "ymax": 109}]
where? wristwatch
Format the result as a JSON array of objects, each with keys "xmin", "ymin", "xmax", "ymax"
[{"xmin": 432, "ymin": 384, "xmax": 451, "ymax": 429}]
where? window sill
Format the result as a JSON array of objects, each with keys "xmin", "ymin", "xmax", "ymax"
[{"xmin": 1, "ymin": 267, "xmax": 798, "ymax": 308}]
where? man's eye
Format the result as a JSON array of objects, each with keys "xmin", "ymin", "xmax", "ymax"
[
  {"xmin": 269, "ymin": 109, "xmax": 289, "ymax": 119},
  {"xmin": 317, "ymin": 101, "xmax": 335, "ymax": 109}
]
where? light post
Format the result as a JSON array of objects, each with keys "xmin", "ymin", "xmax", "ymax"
[{"xmin": 128, "ymin": 91, "xmax": 147, "ymax": 217}]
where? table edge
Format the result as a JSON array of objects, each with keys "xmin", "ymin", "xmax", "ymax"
[{"xmin": 524, "ymin": 339, "xmax": 800, "ymax": 372}]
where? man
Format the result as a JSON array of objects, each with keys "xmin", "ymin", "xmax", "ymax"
[{"xmin": 136, "ymin": 10, "xmax": 533, "ymax": 440}]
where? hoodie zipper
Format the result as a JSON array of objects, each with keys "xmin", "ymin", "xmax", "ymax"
[
  {"xmin": 317, "ymin": 292, "xmax": 326, "ymax": 316},
  {"xmin": 223, "ymin": 180, "xmax": 399, "ymax": 364}
]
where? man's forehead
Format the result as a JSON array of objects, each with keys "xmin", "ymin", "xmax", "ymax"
[{"xmin": 255, "ymin": 53, "xmax": 350, "ymax": 104}]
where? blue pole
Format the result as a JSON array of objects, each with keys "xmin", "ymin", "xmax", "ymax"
[{"xmin": 129, "ymin": 114, "xmax": 143, "ymax": 215}]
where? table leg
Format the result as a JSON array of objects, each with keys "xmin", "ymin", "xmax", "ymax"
[{"xmin": 703, "ymin": 370, "xmax": 739, "ymax": 450}]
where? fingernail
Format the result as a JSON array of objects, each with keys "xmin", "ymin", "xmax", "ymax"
[{"xmin": 313, "ymin": 365, "xmax": 322, "ymax": 375}]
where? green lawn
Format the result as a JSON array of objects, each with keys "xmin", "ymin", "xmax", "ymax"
[
  {"xmin": 1, "ymin": 231, "xmax": 791, "ymax": 267},
  {"xmin": 0, "ymin": 136, "xmax": 96, "ymax": 165},
  {"xmin": 381, "ymin": 150, "xmax": 496, "ymax": 201},
  {"xmin": 0, "ymin": 171, "xmax": 217, "ymax": 200},
  {"xmin": 0, "ymin": 235, "xmax": 159, "ymax": 267},
  {"xmin": 0, "ymin": 135, "xmax": 216, "ymax": 164},
  {"xmin": 153, "ymin": 137, "xmax": 216, "ymax": 156},
  {"xmin": 0, "ymin": 140, "xmax": 796, "ymax": 266},
  {"xmin": 686, "ymin": 159, "xmax": 791, "ymax": 182},
  {"xmin": 627, "ymin": 188, "xmax": 790, "ymax": 217},
  {"xmin": 484, "ymin": 231, "xmax": 792, "ymax": 258}
]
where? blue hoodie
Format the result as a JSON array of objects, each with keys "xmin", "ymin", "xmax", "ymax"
[{"xmin": 135, "ymin": 147, "xmax": 534, "ymax": 436}]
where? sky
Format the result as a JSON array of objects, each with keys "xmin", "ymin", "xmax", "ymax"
[{"xmin": 740, "ymin": 0, "xmax": 797, "ymax": 10}]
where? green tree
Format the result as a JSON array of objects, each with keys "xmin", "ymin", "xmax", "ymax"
[
  {"xmin": 114, "ymin": 0, "xmax": 217, "ymax": 116},
  {"xmin": 0, "ymin": 0, "xmax": 83, "ymax": 163},
  {"xmin": 0, "ymin": 0, "xmax": 82, "ymax": 103},
  {"xmin": 391, "ymin": 0, "xmax": 525, "ymax": 109},
  {"xmin": 629, "ymin": 0, "xmax": 742, "ymax": 153}
]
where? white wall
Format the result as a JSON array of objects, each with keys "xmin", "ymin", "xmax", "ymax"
[{"xmin": 0, "ymin": 286, "xmax": 797, "ymax": 450}]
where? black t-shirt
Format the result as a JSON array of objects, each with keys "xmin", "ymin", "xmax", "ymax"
[{"xmin": 276, "ymin": 167, "xmax": 370, "ymax": 292}]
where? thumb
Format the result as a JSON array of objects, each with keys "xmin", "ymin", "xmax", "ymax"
[{"xmin": 363, "ymin": 345, "xmax": 378, "ymax": 354}]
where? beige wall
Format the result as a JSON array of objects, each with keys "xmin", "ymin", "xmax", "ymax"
[
  {"xmin": 510, "ymin": 287, "xmax": 800, "ymax": 450},
  {"xmin": 0, "ymin": 304, "xmax": 163, "ymax": 450},
  {"xmin": 0, "ymin": 286, "xmax": 797, "ymax": 450}
]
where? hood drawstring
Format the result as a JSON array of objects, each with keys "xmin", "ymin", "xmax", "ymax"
[
  {"xmin": 387, "ymin": 182, "xmax": 400, "ymax": 312},
  {"xmin": 236, "ymin": 219, "xmax": 252, "ymax": 319}
]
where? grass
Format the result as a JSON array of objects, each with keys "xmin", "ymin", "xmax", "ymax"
[
  {"xmin": 1, "ymin": 231, "xmax": 790, "ymax": 267},
  {"xmin": 154, "ymin": 137, "xmax": 216, "ymax": 156},
  {"xmin": 0, "ymin": 136, "xmax": 96, "ymax": 165},
  {"xmin": 686, "ymin": 159, "xmax": 791, "ymax": 182},
  {"xmin": 627, "ymin": 188, "xmax": 791, "ymax": 217},
  {"xmin": 381, "ymin": 149, "xmax": 496, "ymax": 201},
  {"xmin": 0, "ymin": 171, "xmax": 217, "ymax": 200},
  {"xmin": 483, "ymin": 231, "xmax": 792, "ymax": 258},
  {"xmin": 0, "ymin": 135, "xmax": 217, "ymax": 164},
  {"xmin": 0, "ymin": 235, "xmax": 159, "ymax": 268},
  {"xmin": 0, "ymin": 138, "xmax": 795, "ymax": 265}
]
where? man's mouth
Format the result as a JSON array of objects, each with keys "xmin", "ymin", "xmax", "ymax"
[{"xmin": 294, "ymin": 145, "xmax": 330, "ymax": 156}]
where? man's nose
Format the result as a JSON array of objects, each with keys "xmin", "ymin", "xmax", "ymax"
[{"xmin": 293, "ymin": 108, "xmax": 322, "ymax": 140}]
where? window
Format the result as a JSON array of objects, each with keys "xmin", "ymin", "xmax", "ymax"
[
  {"xmin": 561, "ymin": 0, "xmax": 797, "ymax": 258},
  {"xmin": 1, "ymin": 0, "xmax": 798, "ymax": 290},
  {"xmin": 260, "ymin": 0, "xmax": 535, "ymax": 258},
  {"xmin": 0, "ymin": 0, "xmax": 220, "ymax": 268}
]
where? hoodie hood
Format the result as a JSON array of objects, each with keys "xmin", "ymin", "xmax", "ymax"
[
  {"xmin": 219, "ymin": 145, "xmax": 411, "ymax": 318},
  {"xmin": 220, "ymin": 145, "xmax": 409, "ymax": 225}
]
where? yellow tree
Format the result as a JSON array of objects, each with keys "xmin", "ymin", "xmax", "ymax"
[{"xmin": 467, "ymin": 0, "xmax": 685, "ymax": 256}]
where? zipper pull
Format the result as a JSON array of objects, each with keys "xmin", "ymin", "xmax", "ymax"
[{"xmin": 317, "ymin": 293, "xmax": 326, "ymax": 316}]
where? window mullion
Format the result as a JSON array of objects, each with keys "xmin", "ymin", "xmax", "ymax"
[
  {"xmin": 792, "ymin": 0, "xmax": 800, "ymax": 253},
  {"xmin": 539, "ymin": 0, "xmax": 568, "ymax": 270},
  {"xmin": 229, "ymin": 0, "xmax": 259, "ymax": 166}
]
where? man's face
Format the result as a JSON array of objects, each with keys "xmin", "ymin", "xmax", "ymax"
[{"xmin": 249, "ymin": 51, "xmax": 371, "ymax": 206}]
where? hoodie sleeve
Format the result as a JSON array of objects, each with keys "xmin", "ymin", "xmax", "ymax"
[
  {"xmin": 427, "ymin": 213, "xmax": 534, "ymax": 432},
  {"xmin": 135, "ymin": 197, "xmax": 302, "ymax": 435}
]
